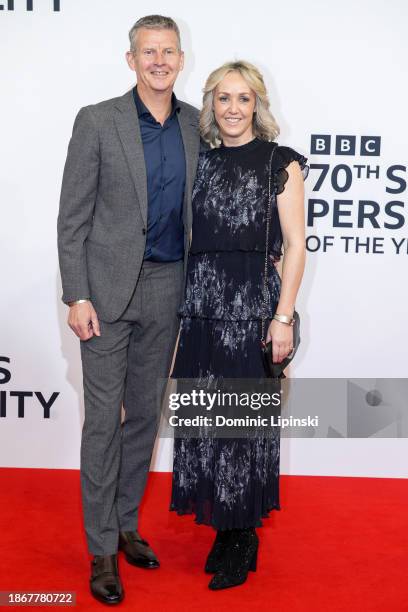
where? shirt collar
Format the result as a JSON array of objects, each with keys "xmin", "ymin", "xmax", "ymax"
[{"xmin": 133, "ymin": 85, "xmax": 180, "ymax": 121}]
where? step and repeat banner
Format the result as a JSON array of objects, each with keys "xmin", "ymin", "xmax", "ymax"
[{"xmin": 1, "ymin": 0, "xmax": 407, "ymax": 476}]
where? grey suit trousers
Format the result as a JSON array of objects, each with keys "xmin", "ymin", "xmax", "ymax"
[{"xmin": 80, "ymin": 259, "xmax": 183, "ymax": 555}]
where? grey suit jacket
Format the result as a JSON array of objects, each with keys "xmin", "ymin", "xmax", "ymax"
[{"xmin": 57, "ymin": 89, "xmax": 200, "ymax": 322}]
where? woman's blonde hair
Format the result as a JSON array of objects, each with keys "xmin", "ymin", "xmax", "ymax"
[{"xmin": 200, "ymin": 60, "xmax": 280, "ymax": 148}]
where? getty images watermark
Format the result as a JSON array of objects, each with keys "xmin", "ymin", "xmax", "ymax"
[
  {"xmin": 159, "ymin": 378, "xmax": 408, "ymax": 439},
  {"xmin": 167, "ymin": 388, "xmax": 319, "ymax": 430},
  {"xmin": 158, "ymin": 379, "xmax": 321, "ymax": 438}
]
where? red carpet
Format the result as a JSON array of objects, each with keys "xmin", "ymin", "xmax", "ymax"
[{"xmin": 0, "ymin": 469, "xmax": 406, "ymax": 611}]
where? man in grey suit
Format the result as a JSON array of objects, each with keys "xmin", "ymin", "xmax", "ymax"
[{"xmin": 57, "ymin": 15, "xmax": 200, "ymax": 605}]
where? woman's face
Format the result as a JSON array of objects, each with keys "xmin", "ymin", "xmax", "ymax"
[{"xmin": 213, "ymin": 71, "xmax": 256, "ymax": 146}]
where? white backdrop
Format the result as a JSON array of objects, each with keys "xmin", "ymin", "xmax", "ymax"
[{"xmin": 0, "ymin": 0, "xmax": 407, "ymax": 476}]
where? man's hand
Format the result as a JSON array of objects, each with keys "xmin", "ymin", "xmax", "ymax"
[{"xmin": 67, "ymin": 300, "xmax": 101, "ymax": 341}]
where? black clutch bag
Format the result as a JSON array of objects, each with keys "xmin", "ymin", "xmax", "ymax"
[
  {"xmin": 261, "ymin": 311, "xmax": 301, "ymax": 379},
  {"xmin": 260, "ymin": 146, "xmax": 301, "ymax": 379}
]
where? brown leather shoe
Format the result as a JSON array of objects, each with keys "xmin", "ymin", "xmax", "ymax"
[
  {"xmin": 90, "ymin": 554, "xmax": 124, "ymax": 605},
  {"xmin": 119, "ymin": 531, "xmax": 160, "ymax": 569}
]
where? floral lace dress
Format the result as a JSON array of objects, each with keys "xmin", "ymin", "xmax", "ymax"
[{"xmin": 170, "ymin": 138, "xmax": 308, "ymax": 529}]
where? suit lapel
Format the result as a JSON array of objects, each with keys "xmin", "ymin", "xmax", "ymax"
[
  {"xmin": 114, "ymin": 91, "xmax": 200, "ymax": 231},
  {"xmin": 177, "ymin": 107, "xmax": 200, "ymax": 230},
  {"xmin": 114, "ymin": 90, "xmax": 148, "ymax": 226}
]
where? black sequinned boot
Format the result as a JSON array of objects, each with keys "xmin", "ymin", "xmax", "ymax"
[
  {"xmin": 204, "ymin": 529, "xmax": 232, "ymax": 573},
  {"xmin": 208, "ymin": 528, "xmax": 258, "ymax": 590}
]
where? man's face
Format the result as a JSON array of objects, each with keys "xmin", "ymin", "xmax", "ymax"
[{"xmin": 126, "ymin": 28, "xmax": 184, "ymax": 94}]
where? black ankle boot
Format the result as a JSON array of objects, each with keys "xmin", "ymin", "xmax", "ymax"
[
  {"xmin": 208, "ymin": 528, "xmax": 258, "ymax": 590},
  {"xmin": 205, "ymin": 530, "xmax": 232, "ymax": 573}
]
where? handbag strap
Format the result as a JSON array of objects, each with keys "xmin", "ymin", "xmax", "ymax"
[{"xmin": 261, "ymin": 144, "xmax": 277, "ymax": 342}]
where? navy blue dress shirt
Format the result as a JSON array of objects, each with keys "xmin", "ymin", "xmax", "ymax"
[{"xmin": 133, "ymin": 86, "xmax": 186, "ymax": 262}]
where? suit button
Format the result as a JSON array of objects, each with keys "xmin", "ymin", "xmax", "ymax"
[{"xmin": 142, "ymin": 228, "xmax": 146, "ymax": 235}]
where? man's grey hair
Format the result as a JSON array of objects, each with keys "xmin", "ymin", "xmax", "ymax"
[{"xmin": 129, "ymin": 15, "xmax": 181, "ymax": 52}]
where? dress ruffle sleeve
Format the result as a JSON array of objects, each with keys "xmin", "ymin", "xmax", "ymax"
[{"xmin": 273, "ymin": 146, "xmax": 309, "ymax": 195}]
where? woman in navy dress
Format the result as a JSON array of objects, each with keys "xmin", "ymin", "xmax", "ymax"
[{"xmin": 170, "ymin": 61, "xmax": 308, "ymax": 590}]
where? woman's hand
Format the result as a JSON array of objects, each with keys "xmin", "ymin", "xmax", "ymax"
[{"xmin": 266, "ymin": 319, "xmax": 293, "ymax": 363}]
